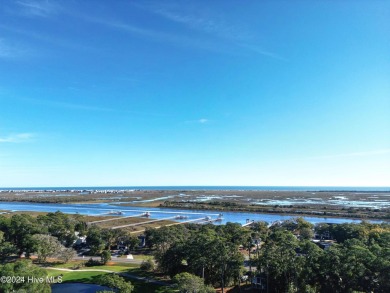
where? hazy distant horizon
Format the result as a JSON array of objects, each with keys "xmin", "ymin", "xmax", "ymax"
[{"xmin": 1, "ymin": 185, "xmax": 389, "ymax": 192}]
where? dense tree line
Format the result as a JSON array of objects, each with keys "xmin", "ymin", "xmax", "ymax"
[
  {"xmin": 145, "ymin": 223, "xmax": 247, "ymax": 291},
  {"xmin": 86, "ymin": 225, "xmax": 139, "ymax": 255},
  {"xmin": 250, "ymin": 220, "xmax": 390, "ymax": 292},
  {"xmin": 0, "ymin": 259, "xmax": 51, "ymax": 292},
  {"xmin": 0, "ymin": 212, "xmax": 140, "ymax": 262},
  {"xmin": 0, "ymin": 212, "xmax": 85, "ymax": 292},
  {"xmin": 0, "ymin": 212, "xmax": 138, "ymax": 292},
  {"xmin": 0, "ymin": 211, "xmax": 389, "ymax": 293},
  {"xmin": 145, "ymin": 219, "xmax": 390, "ymax": 293},
  {"xmin": 0, "ymin": 212, "xmax": 86, "ymax": 261}
]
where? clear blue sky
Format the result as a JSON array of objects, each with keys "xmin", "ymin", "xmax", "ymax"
[{"xmin": 0, "ymin": 0, "xmax": 389, "ymax": 187}]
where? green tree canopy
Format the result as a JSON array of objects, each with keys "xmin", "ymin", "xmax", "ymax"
[
  {"xmin": 0, "ymin": 260, "xmax": 51, "ymax": 293},
  {"xmin": 98, "ymin": 273, "xmax": 133, "ymax": 293},
  {"xmin": 31, "ymin": 234, "xmax": 65, "ymax": 263},
  {"xmin": 173, "ymin": 272, "xmax": 214, "ymax": 293}
]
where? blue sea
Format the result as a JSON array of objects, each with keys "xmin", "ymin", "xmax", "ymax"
[{"xmin": 0, "ymin": 186, "xmax": 389, "ymax": 192}]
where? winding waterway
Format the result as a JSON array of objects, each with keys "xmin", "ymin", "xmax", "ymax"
[{"xmin": 0, "ymin": 201, "xmax": 382, "ymax": 224}]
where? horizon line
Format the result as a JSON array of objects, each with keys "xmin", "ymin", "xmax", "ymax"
[{"xmin": 1, "ymin": 185, "xmax": 389, "ymax": 189}]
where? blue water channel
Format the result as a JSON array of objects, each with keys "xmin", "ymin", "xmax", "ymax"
[{"xmin": 0, "ymin": 201, "xmax": 382, "ymax": 225}]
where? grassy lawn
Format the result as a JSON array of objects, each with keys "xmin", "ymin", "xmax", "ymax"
[
  {"xmin": 48, "ymin": 259, "xmax": 169, "ymax": 280},
  {"xmin": 47, "ymin": 269, "xmax": 106, "ymax": 283},
  {"xmin": 49, "ymin": 261, "xmax": 168, "ymax": 281},
  {"xmin": 49, "ymin": 260, "xmax": 84, "ymax": 269},
  {"xmin": 87, "ymin": 263, "xmax": 139, "ymax": 272},
  {"xmin": 131, "ymin": 254, "xmax": 154, "ymax": 261},
  {"xmin": 46, "ymin": 268, "xmax": 165, "ymax": 293},
  {"xmin": 45, "ymin": 255, "xmax": 169, "ymax": 292},
  {"xmin": 50, "ymin": 261, "xmax": 139, "ymax": 272}
]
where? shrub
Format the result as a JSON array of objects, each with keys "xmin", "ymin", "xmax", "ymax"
[
  {"xmin": 140, "ymin": 257, "xmax": 155, "ymax": 272},
  {"xmin": 85, "ymin": 257, "xmax": 102, "ymax": 267},
  {"xmin": 98, "ymin": 274, "xmax": 133, "ymax": 293},
  {"xmin": 101, "ymin": 250, "xmax": 111, "ymax": 264}
]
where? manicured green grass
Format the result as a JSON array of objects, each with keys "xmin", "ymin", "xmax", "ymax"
[
  {"xmin": 87, "ymin": 263, "xmax": 139, "ymax": 272},
  {"xmin": 46, "ymin": 258, "xmax": 169, "ymax": 292},
  {"xmin": 133, "ymin": 254, "xmax": 154, "ymax": 261},
  {"xmin": 48, "ymin": 261, "xmax": 166, "ymax": 281},
  {"xmin": 46, "ymin": 268, "xmax": 166, "ymax": 293},
  {"xmin": 46, "ymin": 269, "xmax": 106, "ymax": 283},
  {"xmin": 50, "ymin": 261, "xmax": 84, "ymax": 269},
  {"xmin": 51, "ymin": 261, "xmax": 139, "ymax": 271}
]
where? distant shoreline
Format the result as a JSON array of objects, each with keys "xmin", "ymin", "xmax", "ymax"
[
  {"xmin": 1, "ymin": 186, "xmax": 389, "ymax": 192},
  {"xmin": 159, "ymin": 201, "xmax": 390, "ymax": 221},
  {"xmin": 1, "ymin": 189, "xmax": 389, "ymax": 221}
]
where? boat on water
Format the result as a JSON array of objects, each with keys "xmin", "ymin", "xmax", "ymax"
[
  {"xmin": 215, "ymin": 213, "xmax": 224, "ymax": 221},
  {"xmin": 107, "ymin": 210, "xmax": 123, "ymax": 215},
  {"xmin": 142, "ymin": 212, "xmax": 151, "ymax": 217},
  {"xmin": 175, "ymin": 215, "xmax": 188, "ymax": 219},
  {"xmin": 203, "ymin": 214, "xmax": 223, "ymax": 222}
]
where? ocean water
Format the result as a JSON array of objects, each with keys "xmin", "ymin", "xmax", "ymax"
[{"xmin": 1, "ymin": 186, "xmax": 389, "ymax": 192}]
